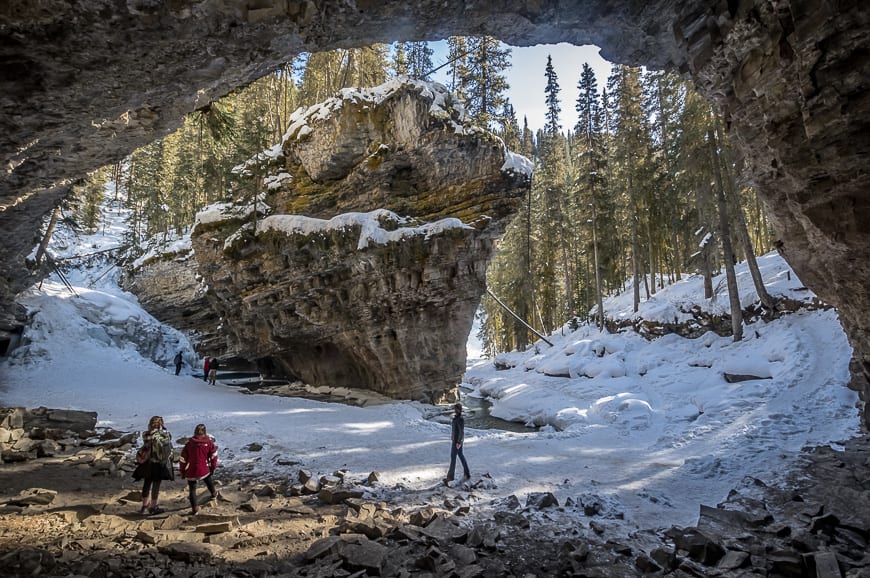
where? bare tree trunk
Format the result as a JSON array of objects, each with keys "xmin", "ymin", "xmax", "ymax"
[
  {"xmin": 716, "ymin": 122, "xmax": 776, "ymax": 311},
  {"xmin": 629, "ymin": 175, "xmax": 641, "ymax": 312},
  {"xmin": 708, "ymin": 128, "xmax": 743, "ymax": 341},
  {"xmin": 692, "ymin": 155, "xmax": 717, "ymax": 299},
  {"xmin": 558, "ymin": 195, "xmax": 574, "ymax": 317},
  {"xmin": 591, "ymin": 196, "xmax": 605, "ymax": 331},
  {"xmin": 516, "ymin": 187, "xmax": 532, "ymax": 351},
  {"xmin": 646, "ymin": 217, "xmax": 656, "ymax": 295},
  {"xmin": 35, "ymin": 205, "xmax": 62, "ymax": 265}
]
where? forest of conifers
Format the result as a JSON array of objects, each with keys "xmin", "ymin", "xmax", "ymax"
[{"xmin": 65, "ymin": 38, "xmax": 775, "ymax": 356}]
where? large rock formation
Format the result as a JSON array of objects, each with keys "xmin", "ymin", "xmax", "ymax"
[
  {"xmin": 128, "ymin": 80, "xmax": 531, "ymax": 402},
  {"xmin": 1, "ymin": 1, "xmax": 868, "ymax": 419}
]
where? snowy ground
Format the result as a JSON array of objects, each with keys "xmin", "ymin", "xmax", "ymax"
[{"xmin": 0, "ymin": 198, "xmax": 861, "ymax": 536}]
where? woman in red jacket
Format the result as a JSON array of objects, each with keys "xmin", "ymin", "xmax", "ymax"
[{"xmin": 178, "ymin": 423, "xmax": 219, "ymax": 515}]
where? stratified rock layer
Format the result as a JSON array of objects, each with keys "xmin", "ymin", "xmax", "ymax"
[
  {"xmin": 146, "ymin": 80, "xmax": 531, "ymax": 401},
  {"xmin": 199, "ymin": 211, "xmax": 494, "ymax": 402}
]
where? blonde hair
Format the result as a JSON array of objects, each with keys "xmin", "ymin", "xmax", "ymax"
[
  {"xmin": 194, "ymin": 423, "xmax": 207, "ymax": 437},
  {"xmin": 148, "ymin": 416, "xmax": 164, "ymax": 431}
]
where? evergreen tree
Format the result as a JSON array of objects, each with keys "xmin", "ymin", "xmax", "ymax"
[
  {"xmin": 69, "ymin": 167, "xmax": 109, "ymax": 234},
  {"xmin": 500, "ymin": 101, "xmax": 521, "ymax": 151},
  {"xmin": 574, "ymin": 63, "xmax": 609, "ymax": 329},
  {"xmin": 446, "ymin": 37, "xmax": 470, "ymax": 103},
  {"xmin": 607, "ymin": 65, "xmax": 648, "ymax": 312},
  {"xmin": 535, "ymin": 56, "xmax": 572, "ymax": 331},
  {"xmin": 392, "ymin": 42, "xmax": 409, "ymax": 76},
  {"xmin": 299, "ymin": 46, "xmax": 389, "ymax": 104},
  {"xmin": 462, "ymin": 36, "xmax": 511, "ymax": 130},
  {"xmin": 544, "ymin": 56, "xmax": 561, "ymax": 136},
  {"xmin": 406, "ymin": 41, "xmax": 434, "ymax": 79},
  {"xmin": 521, "ymin": 116, "xmax": 536, "ymax": 158}
]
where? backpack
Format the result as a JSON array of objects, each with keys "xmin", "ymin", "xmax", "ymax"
[{"xmin": 150, "ymin": 430, "xmax": 173, "ymax": 464}]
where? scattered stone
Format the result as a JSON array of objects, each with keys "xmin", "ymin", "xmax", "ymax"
[
  {"xmin": 305, "ymin": 536, "xmax": 344, "ymax": 561},
  {"xmin": 252, "ymin": 484, "xmax": 277, "ymax": 497},
  {"xmin": 717, "ymin": 549, "xmax": 750, "ymax": 570},
  {"xmin": 7, "ymin": 488, "xmax": 58, "ymax": 506},
  {"xmin": 0, "ymin": 548, "xmax": 56, "ymax": 576},
  {"xmin": 157, "ymin": 542, "xmax": 223, "ymax": 563},
  {"xmin": 137, "ymin": 529, "xmax": 203, "ymax": 544},
  {"xmin": 810, "ymin": 551, "xmax": 842, "ymax": 578},
  {"xmin": 319, "ymin": 474, "xmax": 342, "ymax": 487},
  {"xmin": 409, "ymin": 507, "xmax": 437, "ymax": 527},
  {"xmin": 503, "ymin": 494, "xmax": 521, "ymax": 510},
  {"xmin": 665, "ymin": 527, "xmax": 726, "ymax": 566},
  {"xmin": 195, "ymin": 521, "xmax": 233, "ymax": 534},
  {"xmin": 418, "ymin": 514, "xmax": 469, "ymax": 542},
  {"xmin": 341, "ymin": 537, "xmax": 388, "ymax": 574},
  {"xmin": 723, "ymin": 372, "xmax": 772, "ymax": 383},
  {"xmin": 525, "ymin": 492, "xmax": 559, "ymax": 510}
]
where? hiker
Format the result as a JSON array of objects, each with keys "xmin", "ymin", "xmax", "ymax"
[
  {"xmin": 133, "ymin": 415, "xmax": 174, "ymax": 515},
  {"xmin": 202, "ymin": 357, "xmax": 210, "ymax": 382},
  {"xmin": 178, "ymin": 423, "xmax": 219, "ymax": 515},
  {"xmin": 173, "ymin": 351, "xmax": 183, "ymax": 376},
  {"xmin": 208, "ymin": 358, "xmax": 220, "ymax": 385},
  {"xmin": 444, "ymin": 403, "xmax": 470, "ymax": 484}
]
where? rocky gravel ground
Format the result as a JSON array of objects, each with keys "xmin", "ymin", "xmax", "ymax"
[{"xmin": 1, "ymin": 407, "xmax": 868, "ymax": 577}]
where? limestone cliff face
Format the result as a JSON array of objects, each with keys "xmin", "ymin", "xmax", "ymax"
[
  {"xmin": 120, "ymin": 245, "xmax": 224, "ymax": 355},
  {"xmin": 139, "ymin": 80, "xmax": 530, "ymax": 402}
]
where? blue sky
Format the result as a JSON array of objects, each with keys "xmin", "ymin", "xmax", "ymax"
[{"xmin": 429, "ymin": 42, "xmax": 613, "ymax": 134}]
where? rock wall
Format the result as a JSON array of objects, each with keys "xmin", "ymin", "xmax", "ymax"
[
  {"xmin": 120, "ymin": 251, "xmax": 223, "ymax": 354},
  {"xmin": 1, "ymin": 1, "xmax": 868, "ymax": 419}
]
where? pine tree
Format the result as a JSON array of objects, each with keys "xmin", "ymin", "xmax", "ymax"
[
  {"xmin": 392, "ymin": 42, "xmax": 409, "ymax": 76},
  {"xmin": 607, "ymin": 65, "xmax": 648, "ymax": 312},
  {"xmin": 535, "ymin": 55, "xmax": 573, "ymax": 330},
  {"xmin": 406, "ymin": 41, "xmax": 434, "ymax": 79},
  {"xmin": 446, "ymin": 37, "xmax": 470, "ymax": 103},
  {"xmin": 500, "ymin": 101, "xmax": 521, "ymax": 151},
  {"xmin": 69, "ymin": 167, "xmax": 109, "ymax": 234},
  {"xmin": 574, "ymin": 63, "xmax": 608, "ymax": 329},
  {"xmin": 462, "ymin": 36, "xmax": 511, "ymax": 130},
  {"xmin": 521, "ymin": 116, "xmax": 535, "ymax": 158},
  {"xmin": 544, "ymin": 56, "xmax": 561, "ymax": 136}
]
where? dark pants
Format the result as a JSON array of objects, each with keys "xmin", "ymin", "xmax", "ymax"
[
  {"xmin": 142, "ymin": 463, "xmax": 164, "ymax": 501},
  {"xmin": 175, "ymin": 363, "xmax": 182, "ymax": 375},
  {"xmin": 447, "ymin": 443, "xmax": 470, "ymax": 480},
  {"xmin": 188, "ymin": 474, "xmax": 216, "ymax": 508}
]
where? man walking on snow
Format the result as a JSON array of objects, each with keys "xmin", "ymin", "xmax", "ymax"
[{"xmin": 444, "ymin": 403, "xmax": 470, "ymax": 484}]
